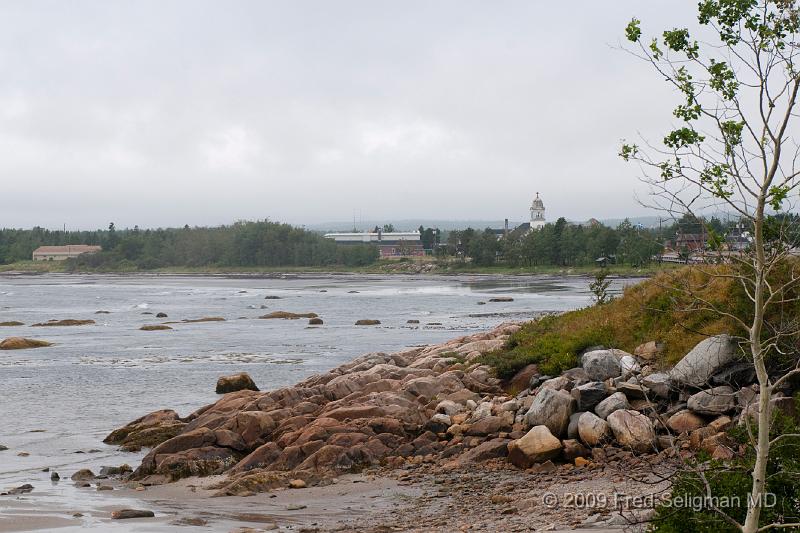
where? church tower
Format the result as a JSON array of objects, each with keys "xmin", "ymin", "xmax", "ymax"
[{"xmin": 530, "ymin": 192, "xmax": 546, "ymax": 229}]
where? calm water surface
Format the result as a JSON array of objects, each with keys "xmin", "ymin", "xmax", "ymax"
[{"xmin": 0, "ymin": 273, "xmax": 636, "ymax": 530}]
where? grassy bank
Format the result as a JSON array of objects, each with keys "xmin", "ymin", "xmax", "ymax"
[{"xmin": 480, "ymin": 266, "xmax": 747, "ymax": 380}]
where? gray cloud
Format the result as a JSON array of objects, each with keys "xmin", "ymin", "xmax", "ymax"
[{"xmin": 1, "ymin": 0, "xmax": 694, "ymax": 229}]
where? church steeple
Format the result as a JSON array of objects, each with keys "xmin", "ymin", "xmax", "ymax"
[{"xmin": 530, "ymin": 192, "xmax": 546, "ymax": 229}]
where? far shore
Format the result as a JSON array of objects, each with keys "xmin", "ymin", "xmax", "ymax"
[{"xmin": 0, "ymin": 260, "xmax": 674, "ymax": 278}]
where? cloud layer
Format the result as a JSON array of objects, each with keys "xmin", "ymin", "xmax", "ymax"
[{"xmin": 0, "ymin": 1, "xmax": 692, "ymax": 229}]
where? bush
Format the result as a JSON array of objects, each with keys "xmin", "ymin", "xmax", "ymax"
[{"xmin": 650, "ymin": 396, "xmax": 800, "ymax": 532}]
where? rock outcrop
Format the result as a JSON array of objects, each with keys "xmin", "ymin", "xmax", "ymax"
[{"xmin": 105, "ymin": 329, "xmax": 772, "ymax": 496}]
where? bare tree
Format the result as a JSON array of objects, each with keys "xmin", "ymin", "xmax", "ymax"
[{"xmin": 621, "ymin": 2, "xmax": 800, "ymax": 531}]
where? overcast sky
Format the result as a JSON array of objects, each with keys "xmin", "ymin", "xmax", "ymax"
[{"xmin": 1, "ymin": 1, "xmax": 697, "ymax": 230}]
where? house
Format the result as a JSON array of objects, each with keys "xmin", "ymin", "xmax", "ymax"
[
  {"xmin": 324, "ymin": 230, "xmax": 424, "ymax": 258},
  {"xmin": 32, "ymin": 245, "xmax": 102, "ymax": 261}
]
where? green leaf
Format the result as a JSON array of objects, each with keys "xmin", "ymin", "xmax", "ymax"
[{"xmin": 625, "ymin": 18, "xmax": 642, "ymax": 42}]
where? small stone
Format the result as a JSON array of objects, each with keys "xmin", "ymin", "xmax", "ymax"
[
  {"xmin": 574, "ymin": 456, "xmax": 592, "ymax": 467},
  {"xmin": 287, "ymin": 504, "xmax": 307, "ymax": 510},
  {"xmin": 50, "ymin": 472, "xmax": 60, "ymax": 481},
  {"xmin": 288, "ymin": 479, "xmax": 306, "ymax": 489}
]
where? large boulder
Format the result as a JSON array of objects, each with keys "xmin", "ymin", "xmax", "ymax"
[
  {"xmin": 216, "ymin": 373, "xmax": 259, "ymax": 394},
  {"xmin": 581, "ymin": 350, "xmax": 622, "ymax": 381},
  {"xmin": 670, "ymin": 335, "xmax": 737, "ymax": 387},
  {"xmin": 571, "ymin": 382, "xmax": 607, "ymax": 411},
  {"xmin": 606, "ymin": 410, "xmax": 655, "ymax": 453},
  {"xmin": 595, "ymin": 392, "xmax": 629, "ymax": 419},
  {"xmin": 507, "ymin": 426, "xmax": 563, "ymax": 468},
  {"xmin": 577, "ymin": 411, "xmax": 611, "ymax": 447},
  {"xmin": 525, "ymin": 388, "xmax": 575, "ymax": 437},
  {"xmin": 687, "ymin": 386, "xmax": 736, "ymax": 415}
]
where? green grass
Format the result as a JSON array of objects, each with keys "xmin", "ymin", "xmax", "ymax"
[{"xmin": 479, "ymin": 265, "xmax": 749, "ymax": 380}]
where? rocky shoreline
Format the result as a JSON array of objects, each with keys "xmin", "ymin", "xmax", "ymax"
[{"xmin": 83, "ymin": 321, "xmax": 781, "ymax": 530}]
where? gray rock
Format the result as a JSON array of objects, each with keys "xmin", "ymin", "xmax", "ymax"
[
  {"xmin": 670, "ymin": 335, "xmax": 737, "ymax": 387},
  {"xmin": 617, "ymin": 382, "xmax": 647, "ymax": 400},
  {"xmin": 595, "ymin": 392, "xmax": 630, "ymax": 419},
  {"xmin": 619, "ymin": 354, "xmax": 641, "ymax": 377},
  {"xmin": 581, "ymin": 350, "xmax": 622, "ymax": 381},
  {"xmin": 539, "ymin": 376, "xmax": 570, "ymax": 391},
  {"xmin": 641, "ymin": 373, "xmax": 672, "ymax": 398},
  {"xmin": 687, "ymin": 386, "xmax": 736, "ymax": 415},
  {"xmin": 571, "ymin": 381, "xmax": 608, "ymax": 411},
  {"xmin": 567, "ymin": 412, "xmax": 583, "ymax": 440},
  {"xmin": 710, "ymin": 362, "xmax": 756, "ymax": 387},
  {"xmin": 577, "ymin": 411, "xmax": 611, "ymax": 446},
  {"xmin": 525, "ymin": 387, "xmax": 576, "ymax": 437},
  {"xmin": 435, "ymin": 400, "xmax": 463, "ymax": 417}
]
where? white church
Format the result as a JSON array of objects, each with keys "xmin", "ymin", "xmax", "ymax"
[{"xmin": 529, "ymin": 192, "xmax": 546, "ymax": 230}]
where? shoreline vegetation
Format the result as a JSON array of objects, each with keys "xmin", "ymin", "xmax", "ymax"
[{"xmin": 0, "ymin": 258, "xmax": 679, "ymax": 277}]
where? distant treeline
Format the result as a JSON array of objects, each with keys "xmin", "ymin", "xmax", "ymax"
[
  {"xmin": 436, "ymin": 215, "xmax": 798, "ymax": 267},
  {"xmin": 0, "ymin": 221, "xmax": 378, "ymax": 269},
  {"xmin": 440, "ymin": 218, "xmax": 660, "ymax": 267}
]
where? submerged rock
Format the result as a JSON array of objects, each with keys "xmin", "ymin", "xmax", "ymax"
[
  {"xmin": 259, "ymin": 311, "xmax": 318, "ymax": 319},
  {"xmin": 0, "ymin": 321, "xmax": 24, "ymax": 326},
  {"xmin": 355, "ymin": 319, "xmax": 381, "ymax": 325},
  {"xmin": 0, "ymin": 337, "xmax": 52, "ymax": 350},
  {"xmin": 216, "ymin": 373, "xmax": 260, "ymax": 394},
  {"xmin": 31, "ymin": 319, "xmax": 95, "ymax": 327},
  {"xmin": 111, "ymin": 509, "xmax": 155, "ymax": 520},
  {"xmin": 308, "ymin": 317, "xmax": 324, "ymax": 325},
  {"xmin": 139, "ymin": 325, "xmax": 172, "ymax": 331}
]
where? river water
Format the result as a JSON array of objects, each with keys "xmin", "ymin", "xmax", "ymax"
[{"xmin": 0, "ymin": 273, "xmax": 631, "ymax": 531}]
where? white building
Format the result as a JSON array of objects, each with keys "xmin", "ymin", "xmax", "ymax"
[
  {"xmin": 530, "ymin": 192, "xmax": 546, "ymax": 230},
  {"xmin": 323, "ymin": 231, "xmax": 424, "ymax": 257}
]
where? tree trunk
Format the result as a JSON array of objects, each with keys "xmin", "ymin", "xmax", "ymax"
[{"xmin": 742, "ymin": 209, "xmax": 771, "ymax": 533}]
